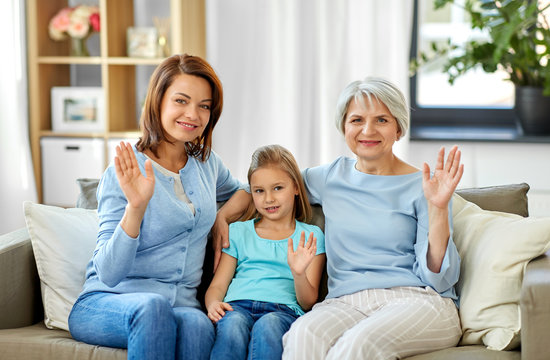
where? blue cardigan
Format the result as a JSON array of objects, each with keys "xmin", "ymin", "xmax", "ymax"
[{"xmin": 79, "ymin": 147, "xmax": 242, "ymax": 309}]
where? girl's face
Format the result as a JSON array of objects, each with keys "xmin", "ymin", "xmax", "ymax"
[
  {"xmin": 159, "ymin": 73, "xmax": 212, "ymax": 145},
  {"xmin": 344, "ymin": 96, "xmax": 401, "ymax": 165},
  {"xmin": 250, "ymin": 165, "xmax": 299, "ymax": 223}
]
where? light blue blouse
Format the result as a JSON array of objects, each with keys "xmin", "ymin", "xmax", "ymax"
[
  {"xmin": 79, "ymin": 147, "xmax": 243, "ymax": 309},
  {"xmin": 222, "ymin": 219, "xmax": 325, "ymax": 315},
  {"xmin": 302, "ymin": 156, "xmax": 460, "ymax": 303}
]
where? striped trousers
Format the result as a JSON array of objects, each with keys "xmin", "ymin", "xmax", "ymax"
[{"xmin": 282, "ymin": 286, "xmax": 461, "ymax": 360}]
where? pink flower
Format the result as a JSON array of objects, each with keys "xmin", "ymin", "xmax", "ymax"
[
  {"xmin": 68, "ymin": 18, "xmax": 90, "ymax": 39},
  {"xmin": 48, "ymin": 5, "xmax": 100, "ymax": 42},
  {"xmin": 50, "ymin": 8, "xmax": 72, "ymax": 32},
  {"xmin": 89, "ymin": 13, "xmax": 100, "ymax": 32}
]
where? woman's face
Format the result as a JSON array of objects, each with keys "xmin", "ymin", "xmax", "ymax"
[
  {"xmin": 159, "ymin": 73, "xmax": 212, "ymax": 144},
  {"xmin": 343, "ymin": 96, "xmax": 401, "ymax": 164}
]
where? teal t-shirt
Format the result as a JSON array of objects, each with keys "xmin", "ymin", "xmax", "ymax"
[{"xmin": 222, "ymin": 219, "xmax": 325, "ymax": 315}]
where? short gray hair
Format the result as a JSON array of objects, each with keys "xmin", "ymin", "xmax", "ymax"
[{"xmin": 334, "ymin": 77, "xmax": 409, "ymax": 139}]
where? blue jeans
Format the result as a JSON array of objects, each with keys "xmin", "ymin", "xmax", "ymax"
[
  {"xmin": 210, "ymin": 300, "xmax": 299, "ymax": 360},
  {"xmin": 68, "ymin": 291, "xmax": 214, "ymax": 360}
]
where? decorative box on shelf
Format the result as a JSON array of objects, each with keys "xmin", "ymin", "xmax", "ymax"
[{"xmin": 51, "ymin": 87, "xmax": 105, "ymax": 133}]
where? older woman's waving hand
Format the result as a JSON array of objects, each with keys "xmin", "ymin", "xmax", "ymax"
[{"xmin": 422, "ymin": 145, "xmax": 464, "ymax": 273}]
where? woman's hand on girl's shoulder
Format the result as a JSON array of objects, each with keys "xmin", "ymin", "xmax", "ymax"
[{"xmin": 207, "ymin": 301, "xmax": 234, "ymax": 323}]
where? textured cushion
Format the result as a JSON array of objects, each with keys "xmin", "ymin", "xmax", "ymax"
[
  {"xmin": 0, "ymin": 322, "xmax": 126, "ymax": 360},
  {"xmin": 75, "ymin": 178, "xmax": 100, "ymax": 209},
  {"xmin": 452, "ymin": 194, "xmax": 550, "ymax": 350},
  {"xmin": 405, "ymin": 344, "xmax": 519, "ymax": 360},
  {"xmin": 23, "ymin": 202, "xmax": 98, "ymax": 331},
  {"xmin": 0, "ymin": 228, "xmax": 41, "ymax": 329},
  {"xmin": 456, "ymin": 183, "xmax": 529, "ymax": 217}
]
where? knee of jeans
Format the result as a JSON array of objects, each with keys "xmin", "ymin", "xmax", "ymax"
[
  {"xmin": 217, "ymin": 310, "xmax": 252, "ymax": 333},
  {"xmin": 220, "ymin": 309, "xmax": 249, "ymax": 325},
  {"xmin": 175, "ymin": 308, "xmax": 212, "ymax": 332},
  {"xmin": 253, "ymin": 312, "xmax": 293, "ymax": 334},
  {"xmin": 132, "ymin": 293, "xmax": 173, "ymax": 323}
]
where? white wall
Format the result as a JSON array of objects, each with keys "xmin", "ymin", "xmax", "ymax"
[
  {"xmin": 407, "ymin": 141, "xmax": 550, "ymax": 217},
  {"xmin": 0, "ymin": 0, "xmax": 37, "ymax": 234}
]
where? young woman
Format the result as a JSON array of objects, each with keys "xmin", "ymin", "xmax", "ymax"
[
  {"xmin": 68, "ymin": 54, "xmax": 249, "ymax": 360},
  {"xmin": 205, "ymin": 144, "xmax": 326, "ymax": 360}
]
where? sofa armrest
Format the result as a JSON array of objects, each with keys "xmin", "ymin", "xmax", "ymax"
[
  {"xmin": 0, "ymin": 227, "xmax": 43, "ymax": 329},
  {"xmin": 520, "ymin": 251, "xmax": 550, "ymax": 360}
]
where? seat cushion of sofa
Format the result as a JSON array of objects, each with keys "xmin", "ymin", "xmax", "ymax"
[
  {"xmin": 0, "ymin": 322, "xmax": 126, "ymax": 360},
  {"xmin": 405, "ymin": 345, "xmax": 520, "ymax": 360}
]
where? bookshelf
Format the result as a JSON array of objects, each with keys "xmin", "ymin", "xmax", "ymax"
[{"xmin": 26, "ymin": 0, "xmax": 206, "ymax": 202}]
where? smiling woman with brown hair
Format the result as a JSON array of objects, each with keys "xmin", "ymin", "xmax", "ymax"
[{"xmin": 68, "ymin": 54, "xmax": 248, "ymax": 360}]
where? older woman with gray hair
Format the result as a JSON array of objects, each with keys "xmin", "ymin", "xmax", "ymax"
[{"xmin": 280, "ymin": 77, "xmax": 464, "ymax": 359}]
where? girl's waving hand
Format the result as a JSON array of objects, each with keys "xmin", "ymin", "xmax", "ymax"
[{"xmin": 287, "ymin": 231, "xmax": 317, "ymax": 276}]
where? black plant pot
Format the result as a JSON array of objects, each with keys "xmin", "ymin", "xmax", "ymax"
[{"xmin": 515, "ymin": 86, "xmax": 550, "ymax": 136}]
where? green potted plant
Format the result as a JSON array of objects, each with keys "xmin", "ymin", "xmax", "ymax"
[{"xmin": 411, "ymin": 0, "xmax": 550, "ymax": 135}]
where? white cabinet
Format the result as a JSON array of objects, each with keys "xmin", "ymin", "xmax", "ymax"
[
  {"xmin": 41, "ymin": 138, "xmax": 105, "ymax": 207},
  {"xmin": 107, "ymin": 137, "xmax": 139, "ymax": 167}
]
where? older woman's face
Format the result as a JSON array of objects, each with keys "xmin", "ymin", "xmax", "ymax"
[{"xmin": 343, "ymin": 96, "xmax": 401, "ymax": 164}]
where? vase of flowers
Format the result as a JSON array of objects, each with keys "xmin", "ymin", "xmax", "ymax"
[{"xmin": 48, "ymin": 5, "xmax": 100, "ymax": 57}]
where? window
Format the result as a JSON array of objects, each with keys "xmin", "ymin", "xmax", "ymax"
[{"xmin": 409, "ymin": 0, "xmax": 519, "ymax": 140}]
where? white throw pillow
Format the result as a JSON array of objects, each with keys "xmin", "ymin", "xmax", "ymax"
[
  {"xmin": 23, "ymin": 201, "xmax": 98, "ymax": 331},
  {"xmin": 452, "ymin": 194, "xmax": 550, "ymax": 350}
]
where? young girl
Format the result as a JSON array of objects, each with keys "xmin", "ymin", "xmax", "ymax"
[{"xmin": 205, "ymin": 144, "xmax": 326, "ymax": 360}]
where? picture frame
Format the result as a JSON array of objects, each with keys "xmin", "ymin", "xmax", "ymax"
[
  {"xmin": 51, "ymin": 87, "xmax": 105, "ymax": 133},
  {"xmin": 127, "ymin": 27, "xmax": 159, "ymax": 58}
]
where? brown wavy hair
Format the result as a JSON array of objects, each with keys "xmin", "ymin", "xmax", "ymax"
[
  {"xmin": 242, "ymin": 144, "xmax": 312, "ymax": 223},
  {"xmin": 136, "ymin": 54, "xmax": 223, "ymax": 161}
]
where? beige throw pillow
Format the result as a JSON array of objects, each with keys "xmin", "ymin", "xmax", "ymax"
[
  {"xmin": 23, "ymin": 202, "xmax": 98, "ymax": 331},
  {"xmin": 452, "ymin": 194, "xmax": 550, "ymax": 350}
]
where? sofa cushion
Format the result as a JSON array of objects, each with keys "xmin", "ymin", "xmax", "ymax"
[
  {"xmin": 0, "ymin": 228, "xmax": 42, "ymax": 329},
  {"xmin": 0, "ymin": 322, "xmax": 126, "ymax": 360},
  {"xmin": 452, "ymin": 194, "xmax": 550, "ymax": 351},
  {"xmin": 75, "ymin": 178, "xmax": 100, "ymax": 209},
  {"xmin": 405, "ymin": 344, "xmax": 519, "ymax": 360},
  {"xmin": 23, "ymin": 202, "xmax": 98, "ymax": 331},
  {"xmin": 455, "ymin": 183, "xmax": 530, "ymax": 217}
]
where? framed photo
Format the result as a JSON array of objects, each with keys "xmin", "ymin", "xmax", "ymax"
[
  {"xmin": 51, "ymin": 87, "xmax": 105, "ymax": 133},
  {"xmin": 127, "ymin": 27, "xmax": 159, "ymax": 58}
]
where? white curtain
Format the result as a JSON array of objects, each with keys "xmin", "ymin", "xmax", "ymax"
[
  {"xmin": 0, "ymin": 0, "xmax": 37, "ymax": 234},
  {"xmin": 207, "ymin": 0, "xmax": 413, "ymax": 181}
]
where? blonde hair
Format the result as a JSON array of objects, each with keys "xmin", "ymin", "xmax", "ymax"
[{"xmin": 242, "ymin": 144, "xmax": 312, "ymax": 222}]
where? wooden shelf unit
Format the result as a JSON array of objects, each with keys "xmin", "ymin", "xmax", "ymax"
[{"xmin": 26, "ymin": 0, "xmax": 206, "ymax": 202}]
